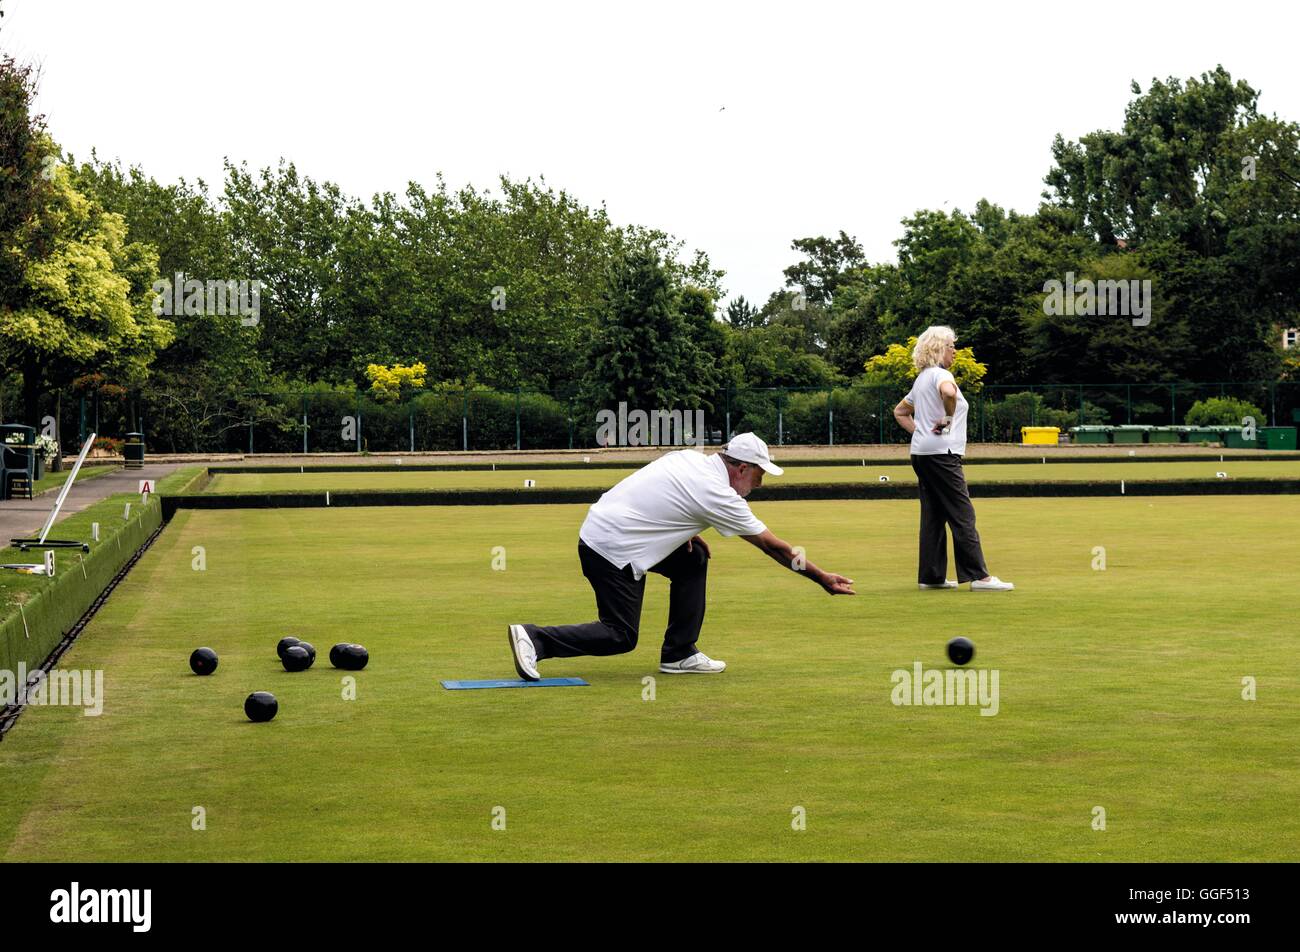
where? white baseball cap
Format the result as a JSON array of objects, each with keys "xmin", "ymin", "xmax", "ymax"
[{"xmin": 723, "ymin": 432, "xmax": 784, "ymax": 476}]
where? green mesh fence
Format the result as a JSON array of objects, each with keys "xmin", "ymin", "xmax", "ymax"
[{"xmin": 36, "ymin": 381, "xmax": 1300, "ymax": 453}]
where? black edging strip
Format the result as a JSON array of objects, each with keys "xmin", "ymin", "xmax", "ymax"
[{"xmin": 0, "ymin": 523, "xmax": 167, "ymax": 740}]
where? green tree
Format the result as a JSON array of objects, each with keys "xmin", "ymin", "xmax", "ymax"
[
  {"xmin": 0, "ymin": 53, "xmax": 49, "ymax": 326},
  {"xmin": 723, "ymin": 323, "xmax": 839, "ymax": 390},
  {"xmin": 783, "ymin": 231, "xmax": 865, "ymax": 306},
  {"xmin": 758, "ymin": 289, "xmax": 832, "ymax": 358},
  {"xmin": 724, "ymin": 295, "xmax": 763, "ymax": 329},
  {"xmin": 223, "ymin": 159, "xmax": 354, "ymax": 384},
  {"xmin": 69, "ymin": 153, "xmax": 270, "ymax": 450},
  {"xmin": 1045, "ymin": 66, "xmax": 1260, "ymax": 252},
  {"xmin": 677, "ymin": 285, "xmax": 725, "ymax": 407},
  {"xmin": 0, "ymin": 158, "xmax": 173, "ymax": 425},
  {"xmin": 582, "ymin": 246, "xmax": 715, "ymax": 413},
  {"xmin": 825, "ymin": 263, "xmax": 902, "ymax": 378},
  {"xmin": 1041, "ymin": 68, "xmax": 1297, "ymax": 383}
]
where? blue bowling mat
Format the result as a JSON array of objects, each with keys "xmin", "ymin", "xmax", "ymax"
[{"xmin": 441, "ymin": 677, "xmax": 589, "ymax": 690}]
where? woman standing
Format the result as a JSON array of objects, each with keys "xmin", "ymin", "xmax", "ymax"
[{"xmin": 892, "ymin": 326, "xmax": 1014, "ymax": 591}]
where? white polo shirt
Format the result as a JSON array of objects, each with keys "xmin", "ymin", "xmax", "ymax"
[
  {"xmin": 905, "ymin": 366, "xmax": 969, "ymax": 455},
  {"xmin": 579, "ymin": 450, "xmax": 768, "ymax": 579}
]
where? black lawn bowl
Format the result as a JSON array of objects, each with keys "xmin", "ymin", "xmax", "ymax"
[
  {"xmin": 244, "ymin": 691, "xmax": 278, "ymax": 722},
  {"xmin": 276, "ymin": 636, "xmax": 302, "ymax": 660},
  {"xmin": 298, "ymin": 641, "xmax": 317, "ymax": 665},
  {"xmin": 946, "ymin": 637, "xmax": 976, "ymax": 667},
  {"xmin": 189, "ymin": 647, "xmax": 219, "ymax": 676},
  {"xmin": 281, "ymin": 645, "xmax": 312, "ymax": 672},
  {"xmin": 330, "ymin": 643, "xmax": 369, "ymax": 671}
]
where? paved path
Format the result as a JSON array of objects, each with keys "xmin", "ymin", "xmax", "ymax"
[{"xmin": 0, "ymin": 463, "xmax": 184, "ymax": 541}]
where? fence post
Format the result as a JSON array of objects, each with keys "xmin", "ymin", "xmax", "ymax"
[
  {"xmin": 1126, "ymin": 385, "xmax": 1132, "ymax": 424},
  {"xmin": 79, "ymin": 396, "xmax": 86, "ymax": 444},
  {"xmin": 302, "ymin": 394, "xmax": 308, "ymax": 454},
  {"xmin": 725, "ymin": 385, "xmax": 731, "ymax": 442},
  {"xmin": 878, "ymin": 389, "xmax": 884, "ymax": 444},
  {"xmin": 777, "ymin": 390, "xmax": 784, "ymax": 446},
  {"xmin": 1169, "ymin": 384, "xmax": 1176, "ymax": 425},
  {"xmin": 462, "ymin": 391, "xmax": 468, "ymax": 451},
  {"xmin": 1270, "ymin": 381, "xmax": 1277, "ymax": 426},
  {"xmin": 515, "ymin": 388, "xmax": 521, "ymax": 451},
  {"xmin": 356, "ymin": 397, "xmax": 362, "ymax": 452},
  {"xmin": 248, "ymin": 422, "xmax": 254, "ymax": 454},
  {"xmin": 827, "ymin": 389, "xmax": 834, "ymax": 446},
  {"xmin": 409, "ymin": 404, "xmax": 415, "ymax": 453},
  {"xmin": 1078, "ymin": 385, "xmax": 1084, "ymax": 427}
]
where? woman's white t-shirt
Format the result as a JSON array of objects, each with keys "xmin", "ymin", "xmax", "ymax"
[{"xmin": 905, "ymin": 366, "xmax": 968, "ymax": 455}]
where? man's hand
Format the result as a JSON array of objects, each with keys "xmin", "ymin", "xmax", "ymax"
[
  {"xmin": 932, "ymin": 415, "xmax": 952, "ymax": 435},
  {"xmin": 743, "ymin": 530, "xmax": 855, "ymax": 595},
  {"xmin": 686, "ymin": 535, "xmax": 710, "ymax": 559},
  {"xmin": 819, "ymin": 572, "xmax": 856, "ymax": 595}
]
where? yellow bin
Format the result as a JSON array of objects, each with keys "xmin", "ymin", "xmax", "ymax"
[{"xmin": 1021, "ymin": 426, "xmax": 1060, "ymax": 445}]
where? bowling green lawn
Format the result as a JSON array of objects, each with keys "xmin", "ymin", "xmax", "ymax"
[
  {"xmin": 0, "ymin": 495, "xmax": 1296, "ymax": 861},
  {"xmin": 202, "ymin": 458, "xmax": 1300, "ymax": 493}
]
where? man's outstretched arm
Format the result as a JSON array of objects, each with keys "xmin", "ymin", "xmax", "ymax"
[{"xmin": 742, "ymin": 530, "xmax": 855, "ymax": 595}]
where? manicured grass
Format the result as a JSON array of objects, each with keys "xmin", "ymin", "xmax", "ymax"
[
  {"xmin": 1, "ymin": 495, "xmax": 1295, "ymax": 861},
  {"xmin": 154, "ymin": 466, "xmax": 207, "ymax": 495},
  {"xmin": 204, "ymin": 459, "xmax": 1300, "ymax": 494},
  {"xmin": 0, "ymin": 492, "xmax": 158, "ymax": 612}
]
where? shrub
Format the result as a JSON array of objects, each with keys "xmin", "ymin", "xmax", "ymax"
[{"xmin": 1184, "ymin": 397, "xmax": 1264, "ymax": 427}]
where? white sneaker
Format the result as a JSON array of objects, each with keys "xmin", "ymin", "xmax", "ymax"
[
  {"xmin": 507, "ymin": 624, "xmax": 540, "ymax": 680},
  {"xmin": 659, "ymin": 651, "xmax": 726, "ymax": 674},
  {"xmin": 970, "ymin": 577, "xmax": 1015, "ymax": 591},
  {"xmin": 918, "ymin": 580, "xmax": 958, "ymax": 590}
]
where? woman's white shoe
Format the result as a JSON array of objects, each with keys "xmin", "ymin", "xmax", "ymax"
[{"xmin": 970, "ymin": 577, "xmax": 1015, "ymax": 591}]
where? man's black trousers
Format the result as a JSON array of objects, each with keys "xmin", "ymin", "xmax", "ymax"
[
  {"xmin": 911, "ymin": 452, "xmax": 989, "ymax": 584},
  {"xmin": 525, "ymin": 539, "xmax": 707, "ymax": 664}
]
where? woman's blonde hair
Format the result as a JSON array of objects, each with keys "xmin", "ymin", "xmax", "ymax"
[{"xmin": 912, "ymin": 325, "xmax": 957, "ymax": 371}]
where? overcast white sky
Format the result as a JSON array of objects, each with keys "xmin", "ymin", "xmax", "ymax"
[{"xmin": 4, "ymin": 0, "xmax": 1298, "ymax": 307}]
